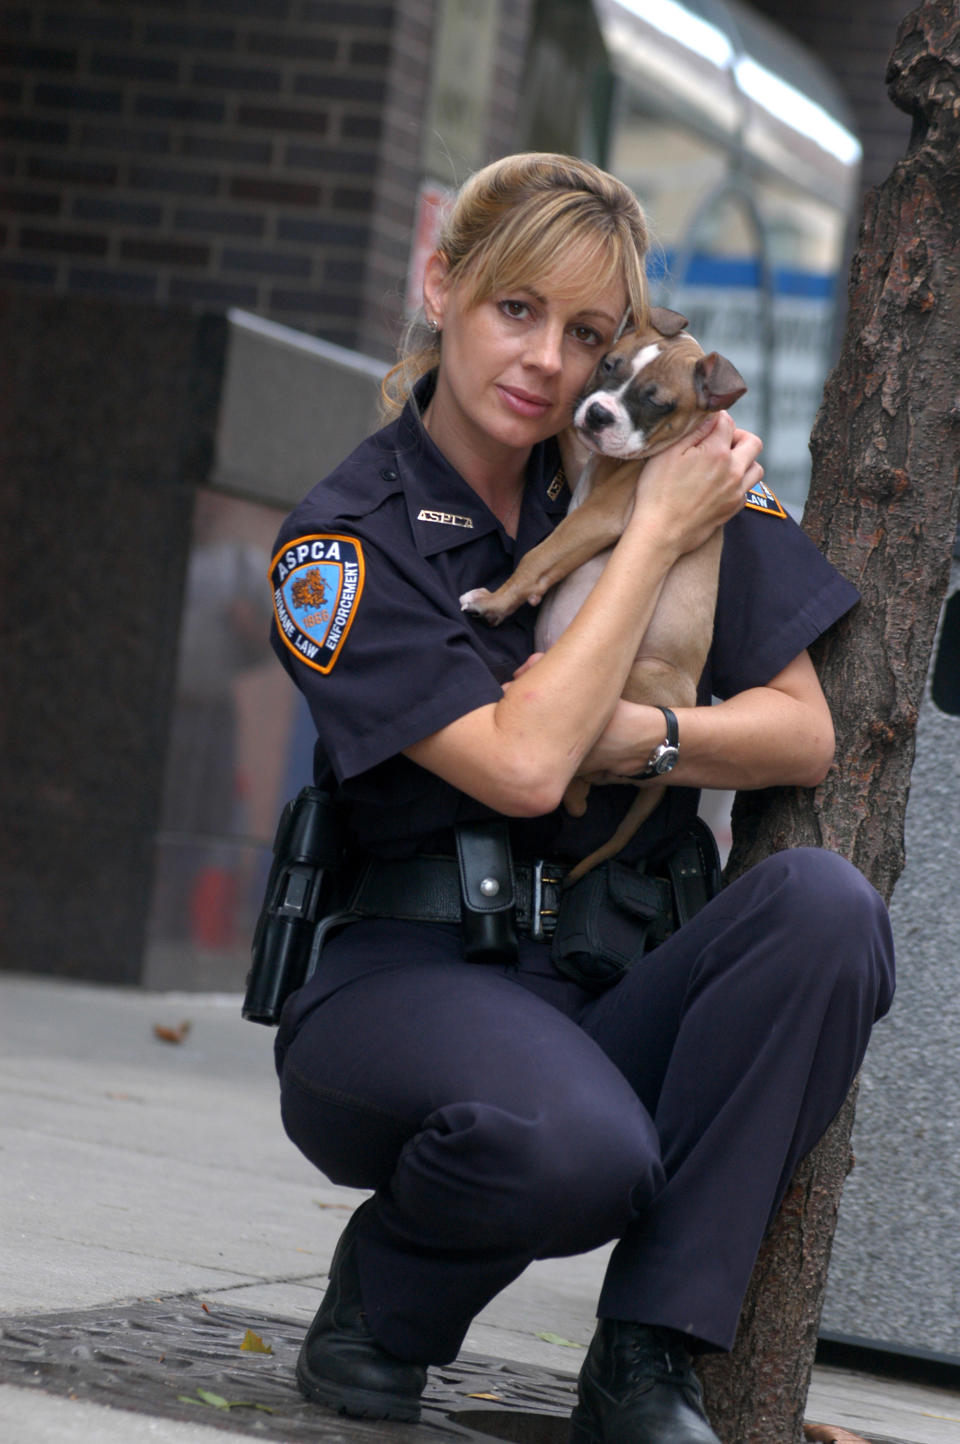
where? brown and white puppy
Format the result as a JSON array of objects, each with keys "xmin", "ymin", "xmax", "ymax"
[{"xmin": 460, "ymin": 308, "xmax": 746, "ymax": 883}]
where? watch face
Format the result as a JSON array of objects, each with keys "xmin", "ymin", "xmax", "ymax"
[{"xmin": 653, "ymin": 745, "xmax": 680, "ymax": 775}]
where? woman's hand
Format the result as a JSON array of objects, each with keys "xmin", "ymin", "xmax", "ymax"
[
  {"xmin": 577, "ymin": 698, "xmax": 666, "ymax": 782},
  {"xmin": 628, "ymin": 412, "xmax": 764, "ymax": 558},
  {"xmin": 577, "ymin": 652, "xmax": 836, "ymax": 794}
]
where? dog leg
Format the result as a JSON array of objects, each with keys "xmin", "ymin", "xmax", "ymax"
[
  {"xmin": 460, "ymin": 461, "xmax": 637, "ymax": 624},
  {"xmin": 561, "ymin": 776, "xmax": 591, "ymax": 819}
]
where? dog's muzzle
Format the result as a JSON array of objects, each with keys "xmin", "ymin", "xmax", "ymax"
[{"xmin": 583, "ymin": 400, "xmax": 617, "ymax": 432}]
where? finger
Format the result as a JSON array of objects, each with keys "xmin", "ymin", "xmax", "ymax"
[
  {"xmin": 512, "ymin": 652, "xmax": 544, "ymax": 678},
  {"xmin": 739, "ymin": 462, "xmax": 764, "ymax": 502},
  {"xmin": 730, "ymin": 431, "xmax": 764, "ymax": 466},
  {"xmin": 682, "ymin": 410, "xmax": 727, "ymax": 449},
  {"xmin": 731, "ymin": 425, "xmax": 763, "ymax": 452}
]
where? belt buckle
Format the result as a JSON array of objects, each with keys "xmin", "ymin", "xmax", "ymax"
[{"xmin": 531, "ymin": 858, "xmax": 564, "ymax": 940}]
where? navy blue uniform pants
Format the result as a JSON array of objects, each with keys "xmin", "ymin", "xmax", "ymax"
[{"xmin": 276, "ymin": 848, "xmax": 894, "ymax": 1365}]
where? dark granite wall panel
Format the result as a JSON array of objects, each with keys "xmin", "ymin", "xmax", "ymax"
[{"xmin": 0, "ymin": 292, "xmax": 226, "ymax": 982}]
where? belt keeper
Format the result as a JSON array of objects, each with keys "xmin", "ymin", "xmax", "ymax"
[{"xmin": 454, "ymin": 819, "xmax": 520, "ymax": 965}]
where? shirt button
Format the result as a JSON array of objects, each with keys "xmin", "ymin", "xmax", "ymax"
[{"xmin": 381, "ymin": 468, "xmax": 398, "ymax": 482}]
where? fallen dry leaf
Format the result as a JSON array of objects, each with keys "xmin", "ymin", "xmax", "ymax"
[
  {"xmin": 804, "ymin": 1424, "xmax": 871, "ymax": 1444},
  {"xmin": 466, "ymin": 1393, "xmax": 502, "ymax": 1401},
  {"xmin": 153, "ymin": 1020, "xmax": 192, "ymax": 1044},
  {"xmin": 240, "ymin": 1328, "xmax": 273, "ymax": 1354},
  {"xmin": 178, "ymin": 1388, "xmax": 273, "ymax": 1414}
]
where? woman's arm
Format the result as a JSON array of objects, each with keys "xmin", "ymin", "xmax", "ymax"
[
  {"xmin": 578, "ymin": 649, "xmax": 835, "ymax": 792},
  {"xmin": 404, "ymin": 413, "xmax": 764, "ymax": 815}
]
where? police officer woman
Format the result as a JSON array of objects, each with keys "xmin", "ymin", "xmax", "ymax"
[{"xmin": 267, "ymin": 153, "xmax": 894, "ymax": 1444}]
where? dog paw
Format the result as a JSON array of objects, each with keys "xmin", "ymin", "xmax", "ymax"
[{"xmin": 460, "ymin": 588, "xmax": 503, "ymax": 623}]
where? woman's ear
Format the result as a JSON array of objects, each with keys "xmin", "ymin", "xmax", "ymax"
[{"xmin": 422, "ymin": 250, "xmax": 450, "ymax": 329}]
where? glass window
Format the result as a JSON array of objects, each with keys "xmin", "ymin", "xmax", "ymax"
[
  {"xmin": 607, "ymin": 82, "xmax": 850, "ymax": 514},
  {"xmin": 143, "ymin": 489, "xmax": 315, "ymax": 991}
]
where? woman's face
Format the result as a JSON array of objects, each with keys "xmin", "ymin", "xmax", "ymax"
[{"xmin": 423, "ymin": 248, "xmax": 628, "ymax": 468}]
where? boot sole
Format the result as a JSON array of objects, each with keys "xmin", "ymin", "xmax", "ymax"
[{"xmin": 296, "ymin": 1360, "xmax": 422, "ymax": 1423}]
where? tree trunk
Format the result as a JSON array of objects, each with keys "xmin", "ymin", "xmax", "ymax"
[{"xmin": 698, "ymin": 5, "xmax": 960, "ymax": 1440}]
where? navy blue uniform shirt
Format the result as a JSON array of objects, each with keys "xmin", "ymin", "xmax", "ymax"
[{"xmin": 270, "ymin": 376, "xmax": 859, "ymax": 863}]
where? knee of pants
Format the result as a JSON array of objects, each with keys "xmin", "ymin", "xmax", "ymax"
[
  {"xmin": 385, "ymin": 1095, "xmax": 664, "ymax": 1257},
  {"xmin": 751, "ymin": 847, "xmax": 895, "ymax": 1019}
]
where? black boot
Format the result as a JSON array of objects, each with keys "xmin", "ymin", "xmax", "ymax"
[
  {"xmin": 296, "ymin": 1203, "xmax": 427, "ymax": 1422},
  {"xmin": 570, "ymin": 1321, "xmax": 721, "ymax": 1444}
]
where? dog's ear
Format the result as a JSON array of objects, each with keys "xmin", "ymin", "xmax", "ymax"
[
  {"xmin": 695, "ymin": 352, "xmax": 747, "ymax": 410},
  {"xmin": 648, "ymin": 307, "xmax": 689, "ymax": 337}
]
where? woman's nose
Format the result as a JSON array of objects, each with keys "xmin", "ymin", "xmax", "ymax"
[{"xmin": 525, "ymin": 323, "xmax": 564, "ymax": 374}]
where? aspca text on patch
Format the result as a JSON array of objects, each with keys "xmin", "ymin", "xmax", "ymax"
[{"xmin": 270, "ymin": 534, "xmax": 365, "ymax": 673}]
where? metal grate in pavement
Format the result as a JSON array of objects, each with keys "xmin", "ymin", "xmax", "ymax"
[{"xmin": 0, "ymin": 1297, "xmax": 575, "ymax": 1442}]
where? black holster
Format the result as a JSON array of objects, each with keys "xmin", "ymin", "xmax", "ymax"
[
  {"xmin": 551, "ymin": 819, "xmax": 721, "ymax": 992},
  {"xmin": 242, "ymin": 787, "xmax": 344, "ymax": 1025}
]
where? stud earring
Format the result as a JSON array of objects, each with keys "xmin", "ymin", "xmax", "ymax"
[{"xmin": 427, "ymin": 317, "xmax": 439, "ymax": 334}]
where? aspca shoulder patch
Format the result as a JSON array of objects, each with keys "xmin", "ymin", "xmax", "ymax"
[
  {"xmin": 744, "ymin": 480, "xmax": 787, "ymax": 518},
  {"xmin": 271, "ymin": 534, "xmax": 365, "ymax": 673}
]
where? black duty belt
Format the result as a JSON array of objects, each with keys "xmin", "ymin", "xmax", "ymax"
[{"xmin": 345, "ymin": 854, "xmax": 568, "ymax": 941}]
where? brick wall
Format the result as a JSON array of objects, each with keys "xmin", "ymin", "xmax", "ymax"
[
  {"xmin": 0, "ymin": 0, "xmax": 538, "ymax": 359},
  {"xmin": 0, "ymin": 0, "xmax": 413, "ymax": 352},
  {"xmin": 354, "ymin": 0, "xmax": 534, "ymax": 358},
  {"xmin": 353, "ymin": 0, "xmax": 434, "ymax": 359}
]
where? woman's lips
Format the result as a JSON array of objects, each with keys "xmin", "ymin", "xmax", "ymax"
[{"xmin": 497, "ymin": 385, "xmax": 552, "ymax": 418}]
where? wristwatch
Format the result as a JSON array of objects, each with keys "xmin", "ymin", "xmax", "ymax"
[{"xmin": 637, "ymin": 706, "xmax": 679, "ymax": 778}]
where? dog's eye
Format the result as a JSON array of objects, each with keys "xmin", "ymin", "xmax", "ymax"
[
  {"xmin": 636, "ymin": 391, "xmax": 677, "ymax": 425},
  {"xmin": 598, "ymin": 354, "xmax": 620, "ymax": 377}
]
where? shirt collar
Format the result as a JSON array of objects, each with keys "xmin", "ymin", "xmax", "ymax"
[{"xmin": 393, "ymin": 373, "xmax": 570, "ymax": 558}]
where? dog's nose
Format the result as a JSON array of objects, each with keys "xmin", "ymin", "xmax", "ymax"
[{"xmin": 584, "ymin": 401, "xmax": 615, "ymax": 431}]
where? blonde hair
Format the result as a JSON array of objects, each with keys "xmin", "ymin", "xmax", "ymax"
[{"xmin": 381, "ymin": 152, "xmax": 649, "ymax": 417}]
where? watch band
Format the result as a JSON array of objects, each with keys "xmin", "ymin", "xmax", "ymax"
[{"xmin": 636, "ymin": 705, "xmax": 680, "ymax": 779}]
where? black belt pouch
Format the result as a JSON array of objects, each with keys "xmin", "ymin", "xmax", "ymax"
[
  {"xmin": 551, "ymin": 860, "xmax": 673, "ymax": 992},
  {"xmin": 455, "ymin": 819, "xmax": 520, "ymax": 966}
]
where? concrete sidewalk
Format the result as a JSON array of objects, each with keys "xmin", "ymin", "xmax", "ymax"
[{"xmin": 1, "ymin": 973, "xmax": 957, "ymax": 1443}]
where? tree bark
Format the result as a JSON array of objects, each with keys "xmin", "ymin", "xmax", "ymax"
[{"xmin": 698, "ymin": 5, "xmax": 960, "ymax": 1440}]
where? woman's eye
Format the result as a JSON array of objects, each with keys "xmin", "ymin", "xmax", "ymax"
[
  {"xmin": 572, "ymin": 325, "xmax": 602, "ymax": 346},
  {"xmin": 501, "ymin": 299, "xmax": 531, "ymax": 319}
]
